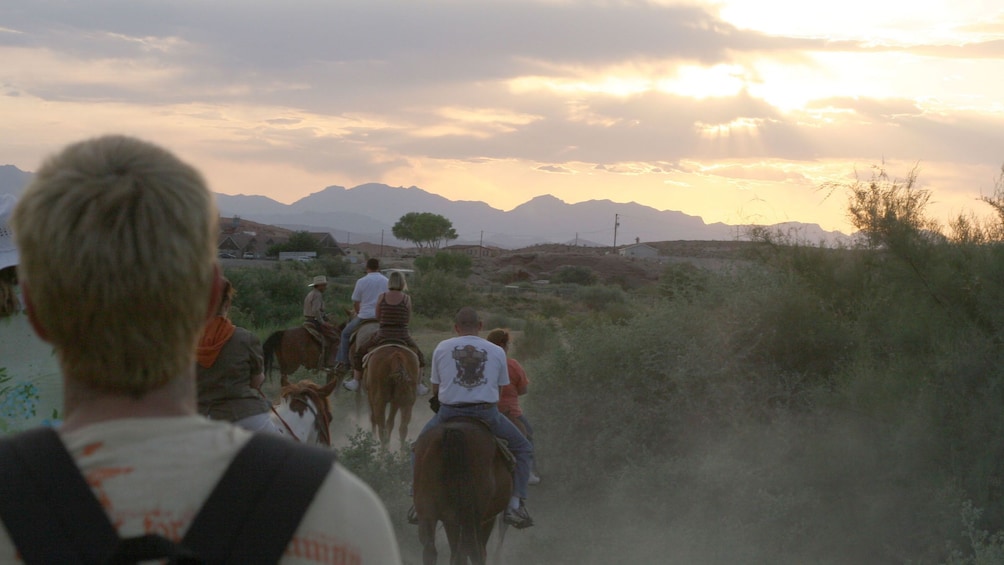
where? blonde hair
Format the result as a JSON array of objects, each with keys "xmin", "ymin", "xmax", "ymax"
[
  {"xmin": 387, "ymin": 270, "xmax": 408, "ymax": 291},
  {"xmin": 11, "ymin": 135, "xmax": 218, "ymax": 396}
]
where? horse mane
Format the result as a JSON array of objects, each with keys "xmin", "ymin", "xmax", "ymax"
[{"xmin": 280, "ymin": 379, "xmax": 333, "ymax": 446}]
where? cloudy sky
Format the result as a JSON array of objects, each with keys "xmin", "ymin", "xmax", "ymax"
[{"xmin": 2, "ymin": 0, "xmax": 1004, "ymax": 233}]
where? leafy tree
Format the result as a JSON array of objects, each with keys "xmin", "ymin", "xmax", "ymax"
[
  {"xmin": 267, "ymin": 231, "xmax": 320, "ymax": 257},
  {"xmin": 392, "ymin": 212, "xmax": 458, "ymax": 252}
]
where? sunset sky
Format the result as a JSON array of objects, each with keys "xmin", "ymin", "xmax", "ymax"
[{"xmin": 2, "ymin": 0, "xmax": 1004, "ymax": 234}]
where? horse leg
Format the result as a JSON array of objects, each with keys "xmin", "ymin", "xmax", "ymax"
[
  {"xmin": 474, "ymin": 518, "xmax": 496, "ymax": 565},
  {"xmin": 419, "ymin": 519, "xmax": 438, "ymax": 565},
  {"xmin": 370, "ymin": 396, "xmax": 388, "ymax": 448},
  {"xmin": 492, "ymin": 514, "xmax": 509, "ymax": 565},
  {"xmin": 398, "ymin": 403, "xmax": 413, "ymax": 451},
  {"xmin": 443, "ymin": 523, "xmax": 464, "ymax": 565},
  {"xmin": 386, "ymin": 403, "xmax": 399, "ymax": 449}
]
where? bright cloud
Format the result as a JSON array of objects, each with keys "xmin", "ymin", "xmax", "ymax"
[{"xmin": 1, "ymin": 0, "xmax": 1003, "ymax": 234}]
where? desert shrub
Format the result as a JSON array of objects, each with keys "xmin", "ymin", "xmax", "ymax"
[
  {"xmin": 945, "ymin": 501, "xmax": 1004, "ymax": 565},
  {"xmin": 511, "ymin": 316, "xmax": 561, "ymax": 361},
  {"xmin": 551, "ymin": 265, "xmax": 597, "ymax": 285},
  {"xmin": 482, "ymin": 311, "xmax": 523, "ymax": 332},
  {"xmin": 658, "ymin": 261, "xmax": 710, "ymax": 301},
  {"xmin": 576, "ymin": 284, "xmax": 625, "ymax": 312},
  {"xmin": 225, "ymin": 267, "xmax": 309, "ymax": 329},
  {"xmin": 414, "ymin": 251, "xmax": 472, "ymax": 277},
  {"xmin": 537, "ymin": 295, "xmax": 568, "ymax": 319},
  {"xmin": 316, "ymin": 254, "xmax": 354, "ymax": 278},
  {"xmin": 336, "ymin": 429, "xmax": 412, "ymax": 528},
  {"xmin": 225, "ymin": 263, "xmax": 355, "ymax": 330},
  {"xmin": 410, "ymin": 270, "xmax": 472, "ymax": 319}
]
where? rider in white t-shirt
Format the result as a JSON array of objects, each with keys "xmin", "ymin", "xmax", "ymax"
[
  {"xmin": 410, "ymin": 307, "xmax": 535, "ymax": 529},
  {"xmin": 340, "ymin": 258, "xmax": 388, "ymax": 391}
]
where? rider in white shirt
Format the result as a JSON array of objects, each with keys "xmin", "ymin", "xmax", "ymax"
[
  {"xmin": 410, "ymin": 306, "xmax": 534, "ymax": 529},
  {"xmin": 339, "ymin": 258, "xmax": 388, "ymax": 391}
]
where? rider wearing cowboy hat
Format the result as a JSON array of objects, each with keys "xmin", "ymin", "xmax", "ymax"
[{"xmin": 303, "ymin": 274, "xmax": 340, "ymax": 368}]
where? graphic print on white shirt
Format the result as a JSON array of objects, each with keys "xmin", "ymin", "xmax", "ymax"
[{"xmin": 451, "ymin": 344, "xmax": 488, "ymax": 389}]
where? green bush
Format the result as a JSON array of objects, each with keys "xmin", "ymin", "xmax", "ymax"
[
  {"xmin": 225, "ymin": 262, "xmax": 353, "ymax": 329},
  {"xmin": 658, "ymin": 261, "xmax": 710, "ymax": 301},
  {"xmin": 414, "ymin": 251, "xmax": 472, "ymax": 277},
  {"xmin": 511, "ymin": 316, "xmax": 561, "ymax": 361},
  {"xmin": 336, "ymin": 429, "xmax": 412, "ymax": 529},
  {"xmin": 409, "ymin": 271, "xmax": 472, "ymax": 319},
  {"xmin": 577, "ymin": 284, "xmax": 621, "ymax": 310},
  {"xmin": 551, "ymin": 265, "xmax": 597, "ymax": 285}
]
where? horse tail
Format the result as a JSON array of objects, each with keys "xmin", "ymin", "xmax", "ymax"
[
  {"xmin": 443, "ymin": 427, "xmax": 480, "ymax": 559},
  {"xmin": 392, "ymin": 350, "xmax": 411, "ymax": 387},
  {"xmin": 262, "ymin": 330, "xmax": 283, "ymax": 377}
]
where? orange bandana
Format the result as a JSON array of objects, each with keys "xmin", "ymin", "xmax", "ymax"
[{"xmin": 197, "ymin": 316, "xmax": 236, "ymax": 368}]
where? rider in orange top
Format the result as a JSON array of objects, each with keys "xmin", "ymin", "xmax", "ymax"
[{"xmin": 485, "ymin": 328, "xmax": 540, "ymax": 485}]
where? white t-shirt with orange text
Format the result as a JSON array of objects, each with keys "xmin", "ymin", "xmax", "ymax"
[{"xmin": 0, "ymin": 417, "xmax": 402, "ymax": 564}]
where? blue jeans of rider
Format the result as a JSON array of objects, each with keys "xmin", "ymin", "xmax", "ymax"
[
  {"xmin": 414, "ymin": 403, "xmax": 533, "ymax": 500},
  {"xmin": 335, "ymin": 317, "xmax": 363, "ymax": 365}
]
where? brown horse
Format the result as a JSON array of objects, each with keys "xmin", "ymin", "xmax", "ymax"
[
  {"xmin": 413, "ymin": 418, "xmax": 513, "ymax": 565},
  {"xmin": 263, "ymin": 318, "xmax": 346, "ymax": 385},
  {"xmin": 361, "ymin": 344, "xmax": 419, "ymax": 449}
]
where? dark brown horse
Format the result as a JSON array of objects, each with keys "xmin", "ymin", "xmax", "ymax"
[
  {"xmin": 413, "ymin": 418, "xmax": 513, "ymax": 565},
  {"xmin": 361, "ymin": 344, "xmax": 419, "ymax": 449},
  {"xmin": 263, "ymin": 318, "xmax": 346, "ymax": 385}
]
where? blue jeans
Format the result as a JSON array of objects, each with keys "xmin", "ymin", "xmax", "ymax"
[
  {"xmin": 415, "ymin": 403, "xmax": 533, "ymax": 499},
  {"xmin": 335, "ymin": 317, "xmax": 363, "ymax": 365}
]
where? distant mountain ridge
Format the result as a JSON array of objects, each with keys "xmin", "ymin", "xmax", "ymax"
[{"xmin": 0, "ymin": 166, "xmax": 849, "ymax": 248}]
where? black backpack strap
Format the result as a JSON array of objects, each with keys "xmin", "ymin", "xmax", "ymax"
[
  {"xmin": 0, "ymin": 427, "xmax": 120, "ymax": 564},
  {"xmin": 181, "ymin": 433, "xmax": 336, "ymax": 565},
  {"xmin": 0, "ymin": 429, "xmax": 335, "ymax": 565}
]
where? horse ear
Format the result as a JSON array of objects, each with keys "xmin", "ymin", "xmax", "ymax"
[
  {"xmin": 319, "ymin": 378, "xmax": 339, "ymax": 398},
  {"xmin": 280, "ymin": 374, "xmax": 290, "ymax": 388}
]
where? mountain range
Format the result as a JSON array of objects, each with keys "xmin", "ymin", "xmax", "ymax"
[{"xmin": 0, "ymin": 164, "xmax": 849, "ymax": 249}]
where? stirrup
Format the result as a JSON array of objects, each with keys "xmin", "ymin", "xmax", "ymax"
[{"xmin": 503, "ymin": 506, "xmax": 534, "ymax": 529}]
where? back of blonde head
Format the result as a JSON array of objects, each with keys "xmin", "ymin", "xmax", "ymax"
[
  {"xmin": 387, "ymin": 270, "xmax": 407, "ymax": 291},
  {"xmin": 11, "ymin": 135, "xmax": 218, "ymax": 396}
]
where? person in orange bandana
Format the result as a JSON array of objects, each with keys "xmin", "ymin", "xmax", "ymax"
[{"xmin": 196, "ymin": 278, "xmax": 278, "ymax": 433}]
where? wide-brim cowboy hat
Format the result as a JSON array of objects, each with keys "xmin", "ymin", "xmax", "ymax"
[{"xmin": 307, "ymin": 275, "xmax": 328, "ymax": 287}]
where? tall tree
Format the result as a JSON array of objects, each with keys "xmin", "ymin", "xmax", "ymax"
[{"xmin": 392, "ymin": 212, "xmax": 458, "ymax": 252}]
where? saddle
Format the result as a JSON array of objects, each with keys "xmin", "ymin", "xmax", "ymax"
[
  {"xmin": 302, "ymin": 317, "xmax": 335, "ymax": 346},
  {"xmin": 442, "ymin": 416, "xmax": 517, "ymax": 474},
  {"xmin": 303, "ymin": 322, "xmax": 323, "ymax": 344},
  {"xmin": 349, "ymin": 319, "xmax": 379, "ymax": 347},
  {"xmin": 361, "ymin": 341, "xmax": 419, "ymax": 370}
]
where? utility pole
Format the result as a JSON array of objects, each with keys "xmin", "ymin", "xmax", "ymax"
[
  {"xmin": 380, "ymin": 229, "xmax": 384, "ymax": 257},
  {"xmin": 613, "ymin": 214, "xmax": 620, "ymax": 250}
]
